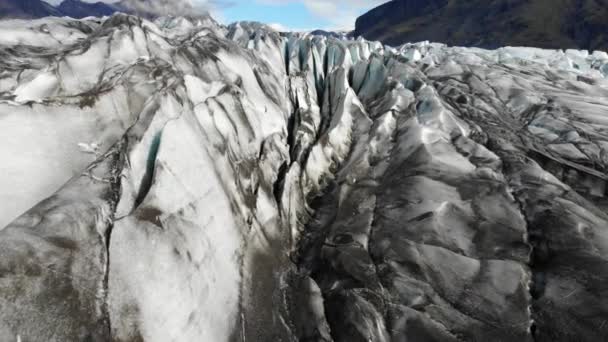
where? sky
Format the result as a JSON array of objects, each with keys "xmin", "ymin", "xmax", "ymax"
[
  {"xmin": 44, "ymin": 0, "xmax": 387, "ymax": 31},
  {"xmin": 218, "ymin": 0, "xmax": 387, "ymax": 31}
]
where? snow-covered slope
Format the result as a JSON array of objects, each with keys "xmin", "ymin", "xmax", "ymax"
[{"xmin": 1, "ymin": 14, "xmax": 608, "ymax": 342}]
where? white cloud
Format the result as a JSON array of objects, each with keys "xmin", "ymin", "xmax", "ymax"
[
  {"xmin": 267, "ymin": 22, "xmax": 287, "ymax": 31},
  {"xmin": 256, "ymin": 0, "xmax": 385, "ymax": 30},
  {"xmin": 123, "ymin": 0, "xmax": 200, "ymax": 16}
]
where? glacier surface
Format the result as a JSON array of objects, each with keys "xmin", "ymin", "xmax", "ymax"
[{"xmin": 0, "ymin": 14, "xmax": 608, "ymax": 342}]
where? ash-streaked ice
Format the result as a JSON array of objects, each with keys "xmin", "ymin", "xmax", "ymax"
[{"xmin": 0, "ymin": 13, "xmax": 608, "ymax": 342}]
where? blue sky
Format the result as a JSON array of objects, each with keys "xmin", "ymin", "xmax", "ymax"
[
  {"xmin": 215, "ymin": 0, "xmax": 386, "ymax": 31},
  {"xmin": 46, "ymin": 0, "xmax": 387, "ymax": 31}
]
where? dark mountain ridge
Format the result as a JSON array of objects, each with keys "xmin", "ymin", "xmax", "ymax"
[
  {"xmin": 0, "ymin": 0, "xmax": 158, "ymax": 20},
  {"xmin": 355, "ymin": 0, "xmax": 608, "ymax": 51},
  {"xmin": 57, "ymin": 0, "xmax": 118, "ymax": 19},
  {"xmin": 0, "ymin": 0, "xmax": 63, "ymax": 19}
]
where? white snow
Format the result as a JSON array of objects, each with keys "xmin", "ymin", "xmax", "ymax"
[
  {"xmin": 110, "ymin": 113, "xmax": 242, "ymax": 342},
  {"xmin": 0, "ymin": 98, "xmax": 134, "ymax": 229},
  {"xmin": 14, "ymin": 72, "xmax": 58, "ymax": 103}
]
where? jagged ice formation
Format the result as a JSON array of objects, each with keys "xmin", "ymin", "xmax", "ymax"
[{"xmin": 1, "ymin": 14, "xmax": 608, "ymax": 342}]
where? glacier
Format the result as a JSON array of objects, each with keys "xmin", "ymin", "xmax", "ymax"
[{"xmin": 0, "ymin": 14, "xmax": 608, "ymax": 342}]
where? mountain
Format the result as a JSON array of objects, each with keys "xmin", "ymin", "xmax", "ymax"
[
  {"xmin": 1, "ymin": 14, "xmax": 608, "ymax": 342},
  {"xmin": 355, "ymin": 0, "xmax": 608, "ymax": 51},
  {"xmin": 0, "ymin": 0, "xmax": 63, "ymax": 19},
  {"xmin": 0, "ymin": 0, "xmax": 153, "ymax": 20},
  {"xmin": 57, "ymin": 0, "xmax": 119, "ymax": 18}
]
